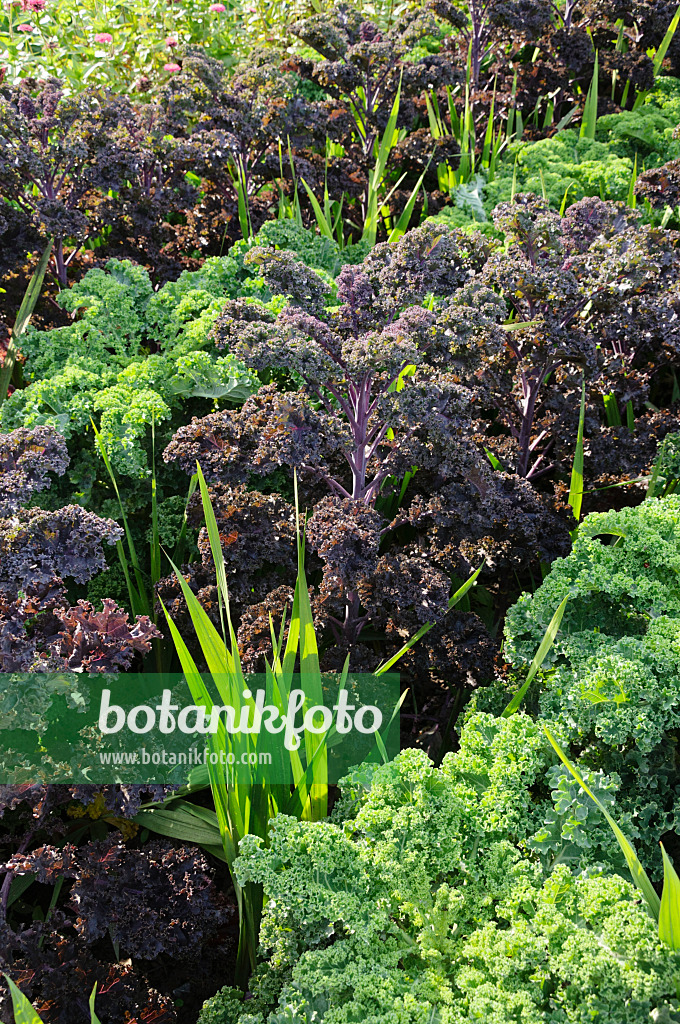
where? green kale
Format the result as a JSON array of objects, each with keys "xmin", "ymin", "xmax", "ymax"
[
  {"xmin": 196, "ymin": 726, "xmax": 679, "ymax": 1024},
  {"xmin": 505, "ymin": 495, "xmax": 680, "ymax": 870}
]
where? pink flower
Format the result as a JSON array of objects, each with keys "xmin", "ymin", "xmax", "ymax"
[
  {"xmin": 94, "ymin": 31, "xmax": 113, "ymax": 43},
  {"xmin": 163, "ymin": 62, "xmax": 181, "ymax": 72},
  {"xmin": 21, "ymin": 0, "xmax": 46, "ymax": 10},
  {"xmin": 165, "ymin": 36, "xmax": 177, "ymax": 47},
  {"xmin": 17, "ymin": 22, "xmax": 33, "ymax": 30},
  {"xmin": 209, "ymin": 3, "xmax": 226, "ymax": 11}
]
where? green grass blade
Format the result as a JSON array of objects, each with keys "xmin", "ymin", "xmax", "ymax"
[
  {"xmin": 150, "ymin": 417, "xmax": 161, "ymax": 589},
  {"xmin": 165, "ymin": 555, "xmax": 232, "ymax": 687},
  {"xmin": 506, "ymin": 71, "xmax": 517, "ymax": 140},
  {"xmin": 446, "ymin": 85, "xmax": 461, "ymax": 139},
  {"xmin": 554, "ymin": 105, "xmax": 579, "ymax": 132},
  {"xmin": 627, "ymin": 153, "xmax": 638, "ymax": 209},
  {"xmin": 559, "ymin": 183, "xmax": 574, "ymax": 215},
  {"xmin": 603, "ymin": 392, "xmax": 622, "ymax": 426},
  {"xmin": 164, "ymin": 608, "xmax": 247, "ymax": 853},
  {"xmin": 481, "ymin": 81, "xmax": 496, "ymax": 167},
  {"xmin": 567, "ymin": 377, "xmax": 586, "ymax": 523},
  {"xmin": 375, "ymin": 563, "xmax": 484, "ymax": 675},
  {"xmin": 580, "ymin": 51, "xmax": 599, "ymax": 140},
  {"xmin": 171, "ymin": 472, "xmax": 199, "ymax": 566},
  {"xmin": 387, "ymin": 164, "xmax": 430, "ymax": 244},
  {"xmin": 659, "ymin": 844, "xmax": 680, "ymax": 950},
  {"xmin": 543, "ymin": 725, "xmax": 661, "ymax": 921},
  {"xmin": 425, "ymin": 91, "xmax": 442, "ymax": 138},
  {"xmin": 363, "ymin": 74, "xmax": 402, "ymax": 244},
  {"xmin": 502, "ymin": 596, "xmax": 568, "ymax": 717},
  {"xmin": 626, "ymin": 399, "xmax": 635, "ymax": 431},
  {"xmin": 0, "ymin": 238, "xmax": 53, "ymax": 406},
  {"xmin": 89, "ymin": 984, "xmax": 103, "ymax": 1024},
  {"xmin": 300, "ymin": 177, "xmax": 334, "ymax": 239},
  {"xmin": 159, "ymin": 601, "xmax": 240, "ymax": 856},
  {"xmin": 654, "ymin": 3, "xmax": 680, "ymax": 76},
  {"xmin": 292, "ymin": 473, "xmax": 326, "ymax": 818},
  {"xmin": 647, "ymin": 435, "xmax": 667, "ymax": 499},
  {"xmin": 196, "ymin": 462, "xmax": 230, "ymax": 643},
  {"xmin": 90, "ymin": 418, "xmax": 149, "ymax": 616},
  {"xmin": 485, "ymin": 448, "xmax": 505, "ymax": 471},
  {"xmin": 373, "ymin": 687, "xmax": 408, "ymax": 764}
]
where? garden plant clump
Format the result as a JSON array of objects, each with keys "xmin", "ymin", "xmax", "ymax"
[{"xmin": 5, "ymin": 0, "xmax": 680, "ymax": 1022}]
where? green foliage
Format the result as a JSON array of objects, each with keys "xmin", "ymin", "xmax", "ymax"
[
  {"xmin": 483, "ymin": 131, "xmax": 636, "ymax": 210},
  {"xmin": 505, "ymin": 495, "xmax": 680, "ymax": 871},
  {"xmin": 0, "ymin": 0, "xmax": 241, "ymax": 92},
  {"xmin": 3, "ymin": 221, "xmax": 344, "ymax": 480},
  {"xmin": 196, "ymin": 731, "xmax": 680, "ymax": 1024},
  {"xmin": 428, "ymin": 78, "xmax": 680, "ymax": 231}
]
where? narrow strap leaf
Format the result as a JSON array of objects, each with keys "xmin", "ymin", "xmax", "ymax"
[
  {"xmin": 543, "ymin": 726, "xmax": 660, "ymax": 921},
  {"xmin": 502, "ymin": 596, "xmax": 568, "ymax": 717}
]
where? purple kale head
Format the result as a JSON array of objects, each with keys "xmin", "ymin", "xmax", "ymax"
[
  {"xmin": 0, "ymin": 506, "xmax": 123, "ymax": 598},
  {"xmin": 0, "ymin": 426, "xmax": 69, "ymax": 515},
  {"xmin": 48, "ymin": 599, "xmax": 161, "ymax": 673}
]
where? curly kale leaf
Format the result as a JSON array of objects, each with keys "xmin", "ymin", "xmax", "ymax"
[
  {"xmin": 0, "ymin": 505, "xmax": 122, "ymax": 597},
  {"xmin": 0, "ymin": 426, "xmax": 69, "ymax": 515},
  {"xmin": 223, "ymin": 727, "xmax": 680, "ymax": 1024}
]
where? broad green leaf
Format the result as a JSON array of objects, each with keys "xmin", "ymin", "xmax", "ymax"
[
  {"xmin": 134, "ymin": 803, "xmax": 224, "ymax": 848},
  {"xmin": 4, "ymin": 975, "xmax": 44, "ymax": 1024}
]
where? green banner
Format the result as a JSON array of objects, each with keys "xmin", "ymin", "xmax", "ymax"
[{"xmin": 0, "ymin": 672, "xmax": 401, "ymax": 785}]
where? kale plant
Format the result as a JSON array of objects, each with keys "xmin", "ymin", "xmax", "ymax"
[
  {"xmin": 0, "ymin": 425, "xmax": 160, "ymax": 672},
  {"xmin": 0, "ymin": 78, "xmax": 198, "ymax": 286},
  {"xmin": 0, "ymin": 426, "xmax": 68, "ymax": 515},
  {"xmin": 449, "ymin": 194, "xmax": 680, "ymax": 485},
  {"xmin": 197, "ymin": 724, "xmax": 679, "ymax": 1024},
  {"xmin": 163, "ymin": 223, "xmax": 572, "ymax": 690},
  {"xmin": 286, "ymin": 3, "xmax": 460, "ymax": 236},
  {"xmin": 505, "ymin": 494, "xmax": 680, "ymax": 870},
  {"xmin": 0, "ymin": 836, "xmax": 234, "ymax": 1024}
]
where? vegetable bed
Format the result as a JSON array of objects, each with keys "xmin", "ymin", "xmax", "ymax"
[{"xmin": 3, "ymin": 0, "xmax": 680, "ymax": 1021}]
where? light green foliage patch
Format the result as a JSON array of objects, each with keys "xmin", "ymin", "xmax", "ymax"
[
  {"xmin": 198, "ymin": 734, "xmax": 680, "ymax": 1024},
  {"xmin": 2, "ymin": 222, "xmax": 344, "ymax": 479},
  {"xmin": 505, "ymin": 495, "xmax": 680, "ymax": 870},
  {"xmin": 427, "ymin": 78, "xmax": 680, "ymax": 229}
]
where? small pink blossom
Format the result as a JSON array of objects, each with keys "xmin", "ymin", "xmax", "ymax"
[
  {"xmin": 163, "ymin": 62, "xmax": 181, "ymax": 72},
  {"xmin": 94, "ymin": 31, "xmax": 113, "ymax": 43},
  {"xmin": 17, "ymin": 22, "xmax": 33, "ymax": 31},
  {"xmin": 165, "ymin": 36, "xmax": 178, "ymax": 47},
  {"xmin": 21, "ymin": 0, "xmax": 46, "ymax": 10},
  {"xmin": 209, "ymin": 3, "xmax": 226, "ymax": 11}
]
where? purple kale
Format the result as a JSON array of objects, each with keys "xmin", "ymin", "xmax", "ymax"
[
  {"xmin": 48, "ymin": 599, "xmax": 160, "ymax": 673},
  {"xmin": 0, "ymin": 427, "xmax": 69, "ymax": 516},
  {"xmin": 65, "ymin": 839, "xmax": 233, "ymax": 960},
  {"xmin": 0, "ymin": 506, "xmax": 122, "ymax": 598}
]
